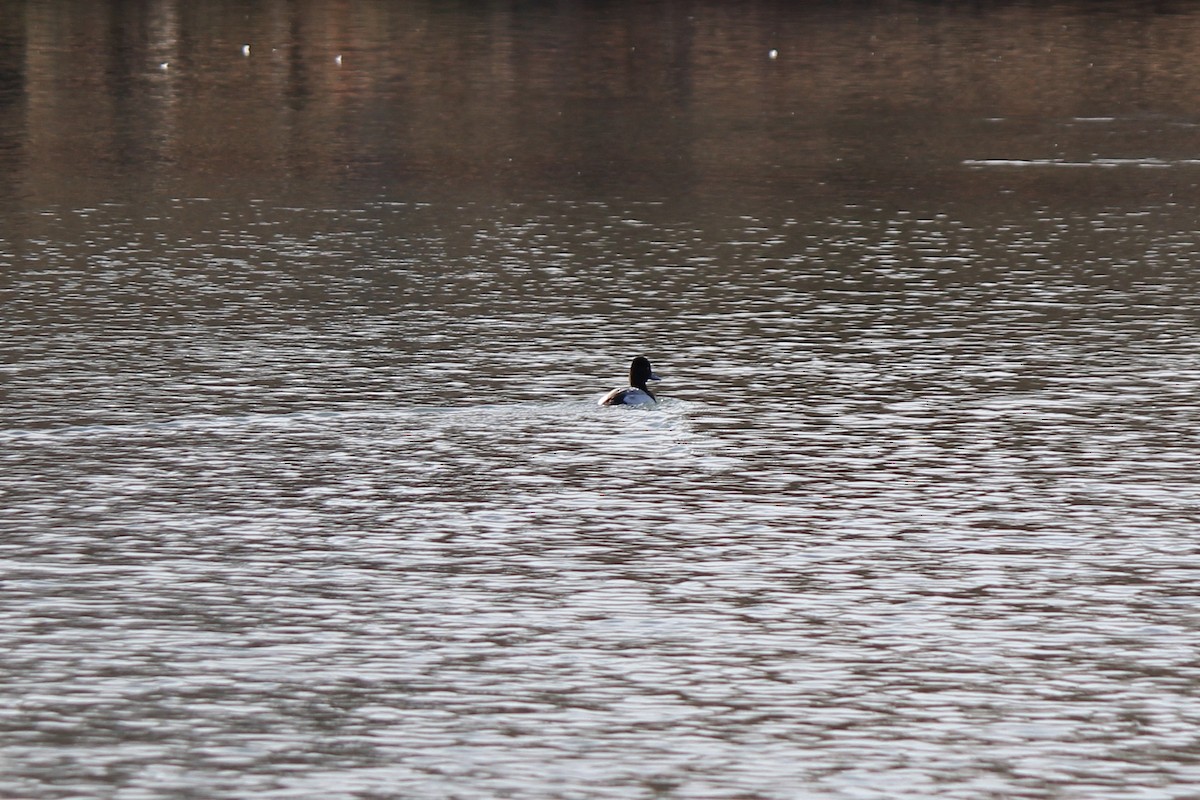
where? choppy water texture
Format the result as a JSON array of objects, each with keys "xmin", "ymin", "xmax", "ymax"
[{"xmin": 4, "ymin": 2, "xmax": 1200, "ymax": 798}]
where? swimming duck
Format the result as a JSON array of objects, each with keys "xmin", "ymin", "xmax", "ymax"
[{"xmin": 599, "ymin": 356, "xmax": 662, "ymax": 407}]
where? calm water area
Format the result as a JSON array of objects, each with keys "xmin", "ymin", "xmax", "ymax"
[{"xmin": 4, "ymin": 1, "xmax": 1200, "ymax": 798}]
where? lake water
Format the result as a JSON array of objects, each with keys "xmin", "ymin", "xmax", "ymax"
[{"xmin": 4, "ymin": 1, "xmax": 1200, "ymax": 798}]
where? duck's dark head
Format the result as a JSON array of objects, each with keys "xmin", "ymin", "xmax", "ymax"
[{"xmin": 629, "ymin": 356, "xmax": 662, "ymax": 390}]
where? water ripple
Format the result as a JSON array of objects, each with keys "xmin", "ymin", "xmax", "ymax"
[{"xmin": 5, "ymin": 195, "xmax": 1200, "ymax": 798}]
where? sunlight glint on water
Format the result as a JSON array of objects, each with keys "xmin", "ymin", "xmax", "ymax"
[{"xmin": 6, "ymin": 197, "xmax": 1200, "ymax": 798}]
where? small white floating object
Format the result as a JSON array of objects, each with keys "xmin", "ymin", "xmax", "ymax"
[
  {"xmin": 335, "ymin": 54, "xmax": 342, "ymax": 65},
  {"xmin": 768, "ymin": 49, "xmax": 778, "ymax": 59},
  {"xmin": 159, "ymin": 61, "xmax": 169, "ymax": 70},
  {"xmin": 242, "ymin": 44, "xmax": 251, "ymax": 56}
]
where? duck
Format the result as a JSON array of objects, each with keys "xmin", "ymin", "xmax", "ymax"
[{"xmin": 599, "ymin": 356, "xmax": 662, "ymax": 406}]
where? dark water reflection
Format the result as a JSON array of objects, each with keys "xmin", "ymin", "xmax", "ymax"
[
  {"xmin": 5, "ymin": 2, "xmax": 1200, "ymax": 799},
  {"xmin": 3, "ymin": 0, "xmax": 1200, "ymax": 205}
]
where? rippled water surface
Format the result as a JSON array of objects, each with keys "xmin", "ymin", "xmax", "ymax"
[{"xmin": 5, "ymin": 2, "xmax": 1200, "ymax": 798}]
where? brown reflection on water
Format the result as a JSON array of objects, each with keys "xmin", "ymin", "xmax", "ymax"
[{"xmin": 3, "ymin": 0, "xmax": 1200, "ymax": 204}]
